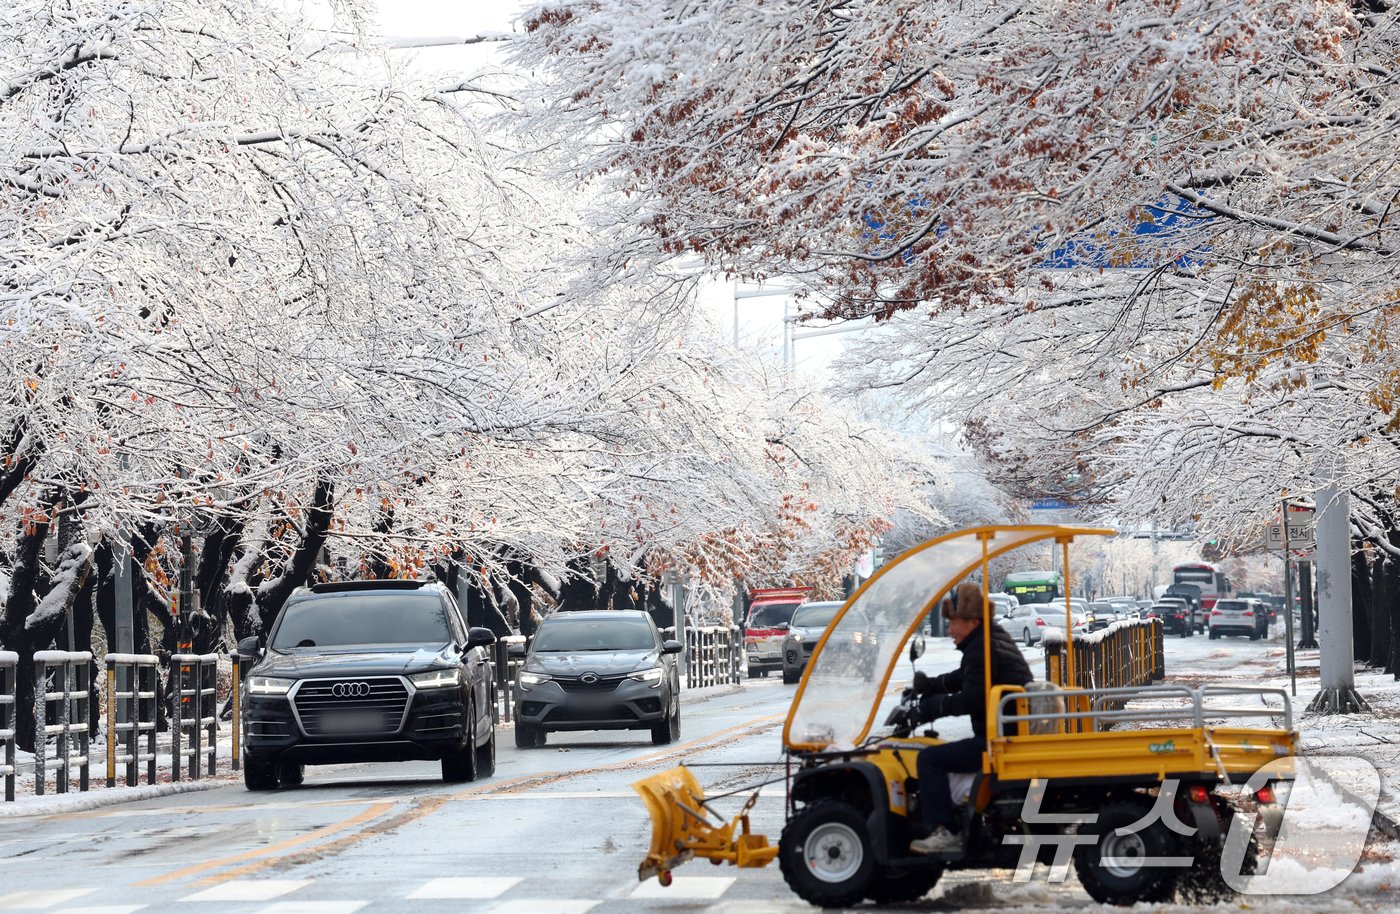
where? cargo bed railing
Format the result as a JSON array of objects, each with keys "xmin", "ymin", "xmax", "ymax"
[{"xmin": 995, "ymin": 683, "xmax": 1293, "ymax": 735}]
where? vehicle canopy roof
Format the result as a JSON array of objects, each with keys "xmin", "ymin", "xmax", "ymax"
[{"xmin": 783, "ymin": 525, "xmax": 1113, "ymax": 752}]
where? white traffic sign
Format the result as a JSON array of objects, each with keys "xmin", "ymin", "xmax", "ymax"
[{"xmin": 1267, "ymin": 504, "xmax": 1315, "ymax": 552}]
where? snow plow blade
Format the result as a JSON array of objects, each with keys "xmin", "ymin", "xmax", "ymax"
[{"xmin": 633, "ymin": 766, "xmax": 778, "ymax": 886}]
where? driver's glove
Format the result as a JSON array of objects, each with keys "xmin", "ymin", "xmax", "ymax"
[{"xmin": 918, "ymin": 693, "xmax": 947, "ymax": 722}]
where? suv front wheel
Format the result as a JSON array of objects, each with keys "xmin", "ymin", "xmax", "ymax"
[{"xmin": 244, "ymin": 757, "xmax": 280, "ymax": 791}]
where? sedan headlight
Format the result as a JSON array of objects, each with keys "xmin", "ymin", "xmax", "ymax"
[
  {"xmin": 518, "ymin": 670, "xmax": 552, "ymax": 687},
  {"xmin": 410, "ymin": 668, "xmax": 460, "ymax": 689},
  {"xmin": 628, "ymin": 668, "xmax": 664, "ymax": 684},
  {"xmin": 247, "ymin": 675, "xmax": 294, "ymax": 696}
]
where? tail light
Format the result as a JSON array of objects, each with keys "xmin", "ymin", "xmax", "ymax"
[
  {"xmin": 1035, "ymin": 618, "xmax": 1047, "ymax": 626},
  {"xmin": 1211, "ymin": 610, "xmax": 1223, "ymax": 616},
  {"xmin": 1243, "ymin": 610, "xmax": 1253, "ymax": 616},
  {"xmin": 1255, "ymin": 784, "xmax": 1276, "ymax": 805},
  {"xmin": 1188, "ymin": 785, "xmax": 1210, "ymax": 804}
]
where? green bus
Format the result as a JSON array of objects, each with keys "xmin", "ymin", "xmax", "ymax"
[{"xmin": 1002, "ymin": 570, "xmax": 1062, "ymax": 605}]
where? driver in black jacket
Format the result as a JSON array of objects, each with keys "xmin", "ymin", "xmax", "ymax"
[{"xmin": 908, "ymin": 581, "xmax": 1033, "ymax": 854}]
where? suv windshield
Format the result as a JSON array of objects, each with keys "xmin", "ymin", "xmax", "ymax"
[
  {"xmin": 791, "ymin": 603, "xmax": 842, "ymax": 629},
  {"xmin": 271, "ymin": 593, "xmax": 450, "ymax": 649},
  {"xmin": 533, "ymin": 616, "xmax": 656, "ymax": 652}
]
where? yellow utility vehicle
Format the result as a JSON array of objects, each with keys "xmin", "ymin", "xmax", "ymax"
[{"xmin": 635, "ymin": 525, "xmax": 1296, "ymax": 907}]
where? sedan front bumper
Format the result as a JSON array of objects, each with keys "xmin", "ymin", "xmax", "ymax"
[{"xmin": 514, "ymin": 676, "xmax": 668, "ymax": 731}]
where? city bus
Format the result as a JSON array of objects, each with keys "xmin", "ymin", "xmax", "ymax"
[
  {"xmin": 1171, "ymin": 562, "xmax": 1232, "ymax": 610},
  {"xmin": 1001, "ymin": 570, "xmax": 1062, "ymax": 605}
]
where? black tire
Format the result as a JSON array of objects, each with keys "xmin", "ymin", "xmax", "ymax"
[
  {"xmin": 779, "ymin": 801, "xmax": 878, "ymax": 909},
  {"xmin": 278, "ymin": 761, "xmax": 304, "ymax": 787},
  {"xmin": 782, "ymin": 667, "xmax": 801, "ymax": 684},
  {"xmin": 1023, "ymin": 628, "xmax": 1034, "ymax": 647},
  {"xmin": 475, "ymin": 726, "xmax": 496, "ymax": 778},
  {"xmin": 747, "ymin": 667, "xmax": 761, "ymax": 680},
  {"xmin": 651, "ymin": 702, "xmax": 678, "ymax": 745},
  {"xmin": 1074, "ymin": 801, "xmax": 1181, "ymax": 905},
  {"xmin": 866, "ymin": 866, "xmax": 942, "ymax": 904},
  {"xmin": 244, "ymin": 758, "xmax": 280, "ymax": 791},
  {"xmin": 1209, "ymin": 629, "xmax": 1220, "ymax": 640},
  {"xmin": 514, "ymin": 722, "xmax": 545, "ymax": 748},
  {"xmin": 442, "ymin": 701, "xmax": 480, "ymax": 783},
  {"xmin": 1179, "ymin": 795, "xmax": 1259, "ymax": 904}
]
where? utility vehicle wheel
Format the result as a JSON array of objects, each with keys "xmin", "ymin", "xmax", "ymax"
[
  {"xmin": 1074, "ymin": 801, "xmax": 1181, "ymax": 905},
  {"xmin": 514, "ymin": 722, "xmax": 545, "ymax": 748},
  {"xmin": 475, "ymin": 726, "xmax": 497, "ymax": 778},
  {"xmin": 1178, "ymin": 795, "xmax": 1258, "ymax": 903},
  {"xmin": 278, "ymin": 761, "xmax": 304, "ymax": 787},
  {"xmin": 779, "ymin": 801, "xmax": 877, "ymax": 909},
  {"xmin": 244, "ymin": 758, "xmax": 280, "ymax": 791},
  {"xmin": 867, "ymin": 866, "xmax": 943, "ymax": 904}
]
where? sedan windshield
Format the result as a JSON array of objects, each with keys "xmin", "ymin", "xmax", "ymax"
[
  {"xmin": 271, "ymin": 594, "xmax": 451, "ymax": 649},
  {"xmin": 532, "ymin": 616, "xmax": 656, "ymax": 652}
]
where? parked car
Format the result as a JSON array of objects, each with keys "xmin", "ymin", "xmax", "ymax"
[
  {"xmin": 513, "ymin": 609, "xmax": 682, "ymax": 748},
  {"xmin": 1209, "ymin": 598, "xmax": 1268, "ymax": 640},
  {"xmin": 1154, "ymin": 597, "xmax": 1196, "ymax": 636},
  {"xmin": 781, "ymin": 600, "xmax": 844, "ymax": 684},
  {"xmin": 238, "ymin": 579, "xmax": 498, "ymax": 790},
  {"xmin": 987, "ymin": 592, "xmax": 1020, "ymax": 617},
  {"xmin": 742, "ymin": 587, "xmax": 811, "ymax": 678},
  {"xmin": 998, "ymin": 601, "xmax": 1088, "ymax": 646}
]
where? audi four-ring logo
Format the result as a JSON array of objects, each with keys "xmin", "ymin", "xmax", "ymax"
[
  {"xmin": 580, "ymin": 672, "xmax": 599, "ymax": 684},
  {"xmin": 332, "ymin": 681, "xmax": 371, "ymax": 698}
]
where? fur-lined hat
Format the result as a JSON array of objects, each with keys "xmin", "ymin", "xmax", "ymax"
[{"xmin": 942, "ymin": 582, "xmax": 985, "ymax": 621}]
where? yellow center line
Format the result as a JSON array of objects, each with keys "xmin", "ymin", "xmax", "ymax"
[{"xmin": 164, "ymin": 711, "xmax": 786, "ymax": 888}]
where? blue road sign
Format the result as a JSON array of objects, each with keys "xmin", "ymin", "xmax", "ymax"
[{"xmin": 1030, "ymin": 498, "xmax": 1073, "ymax": 510}]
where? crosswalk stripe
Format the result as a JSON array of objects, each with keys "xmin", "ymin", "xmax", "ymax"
[
  {"xmin": 254, "ymin": 903, "xmax": 367, "ymax": 914},
  {"xmin": 0, "ymin": 890, "xmax": 99, "ymax": 910},
  {"xmin": 406, "ymin": 877, "xmax": 521, "ymax": 900},
  {"xmin": 53, "ymin": 908, "xmax": 147, "ymax": 914},
  {"xmin": 630, "ymin": 876, "xmax": 736, "ymax": 900},
  {"xmin": 178, "ymin": 880, "xmax": 311, "ymax": 903},
  {"xmin": 487, "ymin": 902, "xmax": 599, "ymax": 914}
]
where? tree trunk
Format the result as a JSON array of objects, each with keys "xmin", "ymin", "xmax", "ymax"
[
  {"xmin": 1352, "ymin": 545, "xmax": 1372, "ymax": 663},
  {"xmin": 1388, "ymin": 555, "xmax": 1400, "ymax": 679},
  {"xmin": 0, "ymin": 515, "xmax": 55, "ymax": 752},
  {"xmin": 195, "ymin": 514, "xmax": 245, "ymax": 652},
  {"xmin": 255, "ymin": 475, "xmax": 336, "ymax": 632},
  {"xmin": 557, "ymin": 558, "xmax": 598, "ymax": 612},
  {"xmin": 1370, "ymin": 552, "xmax": 1390, "ymax": 668}
]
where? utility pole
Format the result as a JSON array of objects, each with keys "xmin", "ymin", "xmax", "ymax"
[{"xmin": 1307, "ymin": 456, "xmax": 1368, "ymax": 713}]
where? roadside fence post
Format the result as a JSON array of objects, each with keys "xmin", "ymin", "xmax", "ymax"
[
  {"xmin": 105, "ymin": 654, "xmax": 160, "ymax": 787},
  {"xmin": 32, "ymin": 652, "xmax": 92, "ymax": 796},
  {"xmin": 230, "ymin": 651, "xmax": 241, "ymax": 772},
  {"xmin": 0, "ymin": 652, "xmax": 15, "ymax": 801},
  {"xmin": 170, "ymin": 653, "xmax": 218, "ymax": 780}
]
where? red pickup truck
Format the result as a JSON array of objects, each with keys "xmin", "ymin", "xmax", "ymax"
[{"xmin": 742, "ymin": 587, "xmax": 811, "ymax": 678}]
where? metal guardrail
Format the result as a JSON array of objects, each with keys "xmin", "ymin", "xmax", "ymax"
[
  {"xmin": 170, "ymin": 653, "xmax": 218, "ymax": 781},
  {"xmin": 1, "ymin": 651, "xmax": 16, "ymax": 802},
  {"xmin": 685, "ymin": 626, "xmax": 741, "ymax": 688},
  {"xmin": 996, "ymin": 682, "xmax": 1294, "ymax": 734},
  {"xmin": 104, "ymin": 654, "xmax": 159, "ymax": 788},
  {"xmin": 1042, "ymin": 618, "xmax": 1164, "ymax": 691},
  {"xmin": 34, "ymin": 650, "xmax": 92, "ymax": 796}
]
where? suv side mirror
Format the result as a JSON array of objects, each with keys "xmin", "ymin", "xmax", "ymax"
[
  {"xmin": 774, "ymin": 622, "xmax": 789, "ymax": 631},
  {"xmin": 661, "ymin": 639, "xmax": 683, "ymax": 655},
  {"xmin": 236, "ymin": 636, "xmax": 262, "ymax": 659},
  {"xmin": 466, "ymin": 627, "xmax": 497, "ymax": 650}
]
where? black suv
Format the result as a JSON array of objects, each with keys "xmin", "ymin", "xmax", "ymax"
[
  {"xmin": 238, "ymin": 580, "xmax": 498, "ymax": 790},
  {"xmin": 512, "ymin": 609, "xmax": 682, "ymax": 748}
]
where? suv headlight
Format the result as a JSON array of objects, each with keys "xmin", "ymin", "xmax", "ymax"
[
  {"xmin": 790, "ymin": 631, "xmax": 804, "ymax": 643},
  {"xmin": 518, "ymin": 671, "xmax": 552, "ymax": 688},
  {"xmin": 628, "ymin": 668, "xmax": 664, "ymax": 684},
  {"xmin": 410, "ymin": 669, "xmax": 460, "ymax": 689},
  {"xmin": 247, "ymin": 675, "xmax": 294, "ymax": 696}
]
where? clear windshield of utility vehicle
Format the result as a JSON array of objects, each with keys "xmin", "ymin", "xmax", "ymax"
[{"xmin": 783, "ymin": 526, "xmax": 1108, "ymax": 751}]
